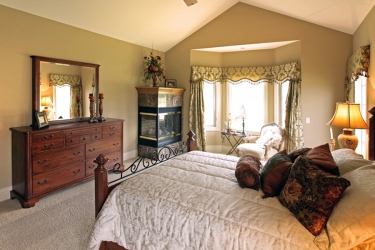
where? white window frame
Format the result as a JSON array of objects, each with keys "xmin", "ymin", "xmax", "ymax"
[
  {"xmin": 354, "ymin": 75, "xmax": 367, "ymax": 157},
  {"xmin": 274, "ymin": 81, "xmax": 290, "ymax": 128},
  {"xmin": 204, "ymin": 80, "xmax": 221, "ymax": 131}
]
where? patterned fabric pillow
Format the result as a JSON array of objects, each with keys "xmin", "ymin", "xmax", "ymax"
[
  {"xmin": 260, "ymin": 153, "xmax": 292, "ymax": 198},
  {"xmin": 306, "ymin": 143, "xmax": 340, "ymax": 176},
  {"xmin": 235, "ymin": 154, "xmax": 262, "ymax": 190},
  {"xmin": 278, "ymin": 156, "xmax": 351, "ymax": 236},
  {"xmin": 288, "ymin": 147, "xmax": 312, "ymax": 162}
]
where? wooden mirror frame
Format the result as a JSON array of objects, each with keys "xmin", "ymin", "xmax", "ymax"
[{"xmin": 31, "ymin": 55, "xmax": 100, "ymax": 127}]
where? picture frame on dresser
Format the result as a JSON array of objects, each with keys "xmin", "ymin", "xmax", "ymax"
[
  {"xmin": 34, "ymin": 111, "xmax": 49, "ymax": 129},
  {"xmin": 165, "ymin": 79, "xmax": 177, "ymax": 88}
]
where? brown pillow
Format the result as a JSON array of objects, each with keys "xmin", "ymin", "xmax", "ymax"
[
  {"xmin": 288, "ymin": 147, "xmax": 311, "ymax": 162},
  {"xmin": 260, "ymin": 153, "xmax": 292, "ymax": 198},
  {"xmin": 306, "ymin": 143, "xmax": 340, "ymax": 175},
  {"xmin": 235, "ymin": 154, "xmax": 262, "ymax": 190},
  {"xmin": 278, "ymin": 156, "xmax": 350, "ymax": 236}
]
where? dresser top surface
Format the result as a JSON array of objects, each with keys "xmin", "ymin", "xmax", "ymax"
[{"xmin": 10, "ymin": 118, "xmax": 124, "ymax": 134}]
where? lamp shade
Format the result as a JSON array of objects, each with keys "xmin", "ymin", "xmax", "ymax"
[
  {"xmin": 327, "ymin": 102, "xmax": 368, "ymax": 129},
  {"xmin": 41, "ymin": 96, "xmax": 52, "ymax": 107},
  {"xmin": 236, "ymin": 105, "xmax": 247, "ymax": 119}
]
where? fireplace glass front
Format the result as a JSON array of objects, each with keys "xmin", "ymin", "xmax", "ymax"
[{"xmin": 138, "ymin": 106, "xmax": 182, "ymax": 148}]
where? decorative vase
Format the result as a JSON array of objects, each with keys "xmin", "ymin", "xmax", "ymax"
[{"xmin": 152, "ymin": 75, "xmax": 158, "ymax": 87}]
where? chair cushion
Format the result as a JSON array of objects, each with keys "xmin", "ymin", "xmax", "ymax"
[
  {"xmin": 236, "ymin": 143, "xmax": 278, "ymax": 159},
  {"xmin": 235, "ymin": 154, "xmax": 262, "ymax": 190}
]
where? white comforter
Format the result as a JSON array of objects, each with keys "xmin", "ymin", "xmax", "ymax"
[{"xmin": 88, "ymin": 151, "xmax": 320, "ymax": 250}]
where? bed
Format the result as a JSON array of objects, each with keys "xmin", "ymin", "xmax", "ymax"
[{"xmin": 88, "ymin": 131, "xmax": 375, "ymax": 250}]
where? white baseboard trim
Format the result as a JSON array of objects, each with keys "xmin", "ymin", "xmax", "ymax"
[
  {"xmin": 123, "ymin": 150, "xmax": 138, "ymax": 160},
  {"xmin": 0, "ymin": 186, "xmax": 11, "ymax": 202}
]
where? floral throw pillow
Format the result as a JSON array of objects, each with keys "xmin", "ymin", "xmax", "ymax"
[{"xmin": 278, "ymin": 156, "xmax": 351, "ymax": 236}]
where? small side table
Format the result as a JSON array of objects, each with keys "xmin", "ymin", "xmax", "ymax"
[{"xmin": 221, "ymin": 131, "xmax": 248, "ymax": 155}]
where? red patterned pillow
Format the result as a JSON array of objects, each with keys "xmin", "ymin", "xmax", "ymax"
[
  {"xmin": 288, "ymin": 147, "xmax": 311, "ymax": 162},
  {"xmin": 306, "ymin": 143, "xmax": 340, "ymax": 176},
  {"xmin": 235, "ymin": 154, "xmax": 262, "ymax": 190},
  {"xmin": 278, "ymin": 156, "xmax": 350, "ymax": 236}
]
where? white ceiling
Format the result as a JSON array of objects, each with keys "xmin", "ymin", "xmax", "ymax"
[{"xmin": 1, "ymin": 0, "xmax": 374, "ymax": 52}]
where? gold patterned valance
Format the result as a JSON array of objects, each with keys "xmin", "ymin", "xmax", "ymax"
[
  {"xmin": 49, "ymin": 74, "xmax": 81, "ymax": 87},
  {"xmin": 344, "ymin": 45, "xmax": 370, "ymax": 102},
  {"xmin": 190, "ymin": 62, "xmax": 301, "ymax": 84}
]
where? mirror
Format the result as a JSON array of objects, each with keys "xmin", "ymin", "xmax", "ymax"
[{"xmin": 31, "ymin": 56, "xmax": 100, "ymax": 127}]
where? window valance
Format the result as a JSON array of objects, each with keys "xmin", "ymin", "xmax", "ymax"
[
  {"xmin": 344, "ymin": 45, "xmax": 370, "ymax": 101},
  {"xmin": 190, "ymin": 62, "xmax": 301, "ymax": 84},
  {"xmin": 49, "ymin": 74, "xmax": 81, "ymax": 88}
]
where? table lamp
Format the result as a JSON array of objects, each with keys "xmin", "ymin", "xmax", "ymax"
[
  {"xmin": 327, "ymin": 102, "xmax": 368, "ymax": 150},
  {"xmin": 41, "ymin": 96, "xmax": 53, "ymax": 119},
  {"xmin": 236, "ymin": 105, "xmax": 247, "ymax": 135}
]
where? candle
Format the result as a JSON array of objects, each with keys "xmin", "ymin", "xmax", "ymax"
[
  {"xmin": 99, "ymin": 93, "xmax": 104, "ymax": 99},
  {"xmin": 90, "ymin": 95, "xmax": 94, "ymax": 102},
  {"xmin": 77, "ymin": 96, "xmax": 80, "ymax": 101},
  {"xmin": 330, "ymin": 127, "xmax": 333, "ymax": 139}
]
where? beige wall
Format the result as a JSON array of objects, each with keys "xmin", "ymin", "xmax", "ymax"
[
  {"xmin": 0, "ymin": 5, "xmax": 162, "ymax": 191},
  {"xmin": 353, "ymin": 5, "xmax": 375, "ymax": 120},
  {"xmin": 166, "ymin": 3, "xmax": 351, "ymax": 150}
]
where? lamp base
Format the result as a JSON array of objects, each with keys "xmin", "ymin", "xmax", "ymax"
[{"xmin": 337, "ymin": 128, "xmax": 358, "ymax": 150}]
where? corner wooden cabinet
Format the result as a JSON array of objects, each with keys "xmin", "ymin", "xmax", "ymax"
[{"xmin": 9, "ymin": 118, "xmax": 123, "ymax": 208}]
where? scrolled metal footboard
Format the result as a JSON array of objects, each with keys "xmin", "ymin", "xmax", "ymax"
[{"xmin": 108, "ymin": 142, "xmax": 187, "ymax": 184}]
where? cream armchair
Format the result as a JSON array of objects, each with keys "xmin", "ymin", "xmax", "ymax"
[{"xmin": 236, "ymin": 122, "xmax": 286, "ymax": 160}]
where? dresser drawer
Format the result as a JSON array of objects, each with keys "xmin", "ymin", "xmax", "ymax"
[
  {"xmin": 91, "ymin": 132, "xmax": 102, "ymax": 141},
  {"xmin": 103, "ymin": 130, "xmax": 121, "ymax": 139},
  {"xmin": 65, "ymin": 127, "xmax": 102, "ymax": 137},
  {"xmin": 32, "ymin": 131, "xmax": 64, "ymax": 143},
  {"xmin": 79, "ymin": 134, "xmax": 92, "ymax": 143},
  {"xmin": 86, "ymin": 151, "xmax": 122, "ymax": 176},
  {"xmin": 31, "ymin": 139, "xmax": 64, "ymax": 153},
  {"xmin": 32, "ymin": 161, "xmax": 85, "ymax": 196},
  {"xmin": 103, "ymin": 123, "xmax": 122, "ymax": 132},
  {"xmin": 86, "ymin": 137, "xmax": 122, "ymax": 159},
  {"xmin": 65, "ymin": 136, "xmax": 79, "ymax": 146},
  {"xmin": 32, "ymin": 144, "xmax": 85, "ymax": 174}
]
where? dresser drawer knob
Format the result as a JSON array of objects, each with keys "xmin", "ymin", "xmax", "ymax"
[
  {"xmin": 95, "ymin": 135, "xmax": 99, "ymax": 139},
  {"xmin": 112, "ymin": 143, "xmax": 119, "ymax": 146},
  {"xmin": 82, "ymin": 137, "xmax": 87, "ymax": 141},
  {"xmin": 112, "ymin": 157, "xmax": 119, "ymax": 161},
  {"xmin": 69, "ymin": 139, "xmax": 74, "ymax": 143},
  {"xmin": 37, "ymin": 179, "xmax": 48, "ymax": 185},
  {"xmin": 88, "ymin": 148, "xmax": 96, "ymax": 152},
  {"xmin": 44, "ymin": 135, "xmax": 54, "ymax": 140},
  {"xmin": 109, "ymin": 132, "xmax": 116, "ymax": 136},
  {"xmin": 37, "ymin": 159, "xmax": 48, "ymax": 164},
  {"xmin": 44, "ymin": 143, "xmax": 54, "ymax": 149},
  {"xmin": 73, "ymin": 169, "xmax": 81, "ymax": 174},
  {"xmin": 109, "ymin": 126, "xmax": 115, "ymax": 130},
  {"xmin": 73, "ymin": 151, "xmax": 82, "ymax": 156},
  {"xmin": 88, "ymin": 164, "xmax": 96, "ymax": 169}
]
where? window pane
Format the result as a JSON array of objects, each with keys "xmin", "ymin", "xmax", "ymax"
[
  {"xmin": 229, "ymin": 82, "xmax": 264, "ymax": 132},
  {"xmin": 280, "ymin": 81, "xmax": 290, "ymax": 128},
  {"xmin": 55, "ymin": 85, "xmax": 71, "ymax": 119},
  {"xmin": 354, "ymin": 76, "xmax": 367, "ymax": 156},
  {"xmin": 204, "ymin": 81, "xmax": 215, "ymax": 127}
]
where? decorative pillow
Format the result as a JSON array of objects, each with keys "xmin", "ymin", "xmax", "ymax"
[
  {"xmin": 278, "ymin": 156, "xmax": 351, "ymax": 236},
  {"xmin": 288, "ymin": 147, "xmax": 311, "ymax": 162},
  {"xmin": 306, "ymin": 143, "xmax": 340, "ymax": 175},
  {"xmin": 235, "ymin": 154, "xmax": 262, "ymax": 190},
  {"xmin": 331, "ymin": 149, "xmax": 375, "ymax": 175},
  {"xmin": 260, "ymin": 153, "xmax": 292, "ymax": 198}
]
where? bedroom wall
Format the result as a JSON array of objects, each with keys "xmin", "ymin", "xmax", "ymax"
[
  {"xmin": 166, "ymin": 2, "xmax": 352, "ymax": 150},
  {"xmin": 0, "ymin": 5, "xmax": 161, "ymax": 196},
  {"xmin": 352, "ymin": 5, "xmax": 375, "ymax": 120}
]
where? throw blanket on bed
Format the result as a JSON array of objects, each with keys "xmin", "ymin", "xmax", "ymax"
[{"xmin": 88, "ymin": 151, "xmax": 322, "ymax": 250}]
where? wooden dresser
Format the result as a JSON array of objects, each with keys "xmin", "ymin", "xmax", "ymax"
[{"xmin": 9, "ymin": 118, "xmax": 123, "ymax": 208}]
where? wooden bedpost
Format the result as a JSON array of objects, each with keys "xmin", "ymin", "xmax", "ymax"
[
  {"xmin": 187, "ymin": 130, "xmax": 195, "ymax": 152},
  {"xmin": 94, "ymin": 154, "xmax": 109, "ymax": 216}
]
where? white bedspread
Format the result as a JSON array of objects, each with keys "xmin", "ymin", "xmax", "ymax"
[{"xmin": 88, "ymin": 151, "xmax": 319, "ymax": 250}]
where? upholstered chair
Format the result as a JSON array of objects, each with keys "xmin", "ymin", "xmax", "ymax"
[{"xmin": 236, "ymin": 122, "xmax": 286, "ymax": 160}]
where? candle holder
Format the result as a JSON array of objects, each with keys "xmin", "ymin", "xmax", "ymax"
[
  {"xmin": 88, "ymin": 95, "xmax": 98, "ymax": 123},
  {"xmin": 98, "ymin": 94, "xmax": 106, "ymax": 122}
]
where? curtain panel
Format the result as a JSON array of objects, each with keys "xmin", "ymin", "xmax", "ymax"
[
  {"xmin": 189, "ymin": 62, "xmax": 303, "ymax": 151},
  {"xmin": 49, "ymin": 74, "xmax": 82, "ymax": 119},
  {"xmin": 344, "ymin": 45, "xmax": 370, "ymax": 102}
]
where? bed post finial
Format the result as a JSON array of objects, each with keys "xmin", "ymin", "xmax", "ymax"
[
  {"xmin": 94, "ymin": 154, "xmax": 109, "ymax": 216},
  {"xmin": 187, "ymin": 130, "xmax": 195, "ymax": 152}
]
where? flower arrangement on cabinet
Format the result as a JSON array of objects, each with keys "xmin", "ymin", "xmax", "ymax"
[{"xmin": 143, "ymin": 52, "xmax": 166, "ymax": 87}]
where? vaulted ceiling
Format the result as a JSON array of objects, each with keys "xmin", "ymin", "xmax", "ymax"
[{"xmin": 1, "ymin": 0, "xmax": 374, "ymax": 52}]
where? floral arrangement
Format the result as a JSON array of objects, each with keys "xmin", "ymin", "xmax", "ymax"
[
  {"xmin": 143, "ymin": 52, "xmax": 166, "ymax": 84},
  {"xmin": 224, "ymin": 113, "xmax": 233, "ymax": 129}
]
